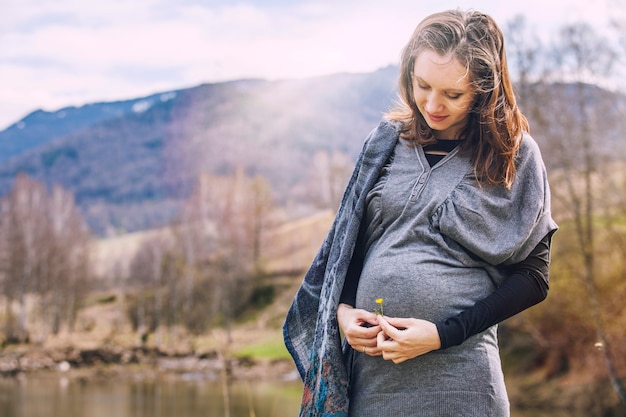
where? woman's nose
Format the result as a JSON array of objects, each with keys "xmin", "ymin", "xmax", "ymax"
[{"xmin": 425, "ymin": 94, "xmax": 443, "ymax": 113}]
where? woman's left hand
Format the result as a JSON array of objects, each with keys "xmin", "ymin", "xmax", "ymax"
[{"xmin": 376, "ymin": 315, "xmax": 442, "ymax": 364}]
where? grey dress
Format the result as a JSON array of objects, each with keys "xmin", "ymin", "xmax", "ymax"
[{"xmin": 348, "ymin": 138, "xmax": 557, "ymax": 417}]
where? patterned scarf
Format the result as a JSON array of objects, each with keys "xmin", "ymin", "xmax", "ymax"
[{"xmin": 283, "ymin": 120, "xmax": 400, "ymax": 416}]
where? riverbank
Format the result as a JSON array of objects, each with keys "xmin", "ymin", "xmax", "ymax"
[
  {"xmin": 0, "ymin": 341, "xmax": 298, "ymax": 382},
  {"xmin": 1, "ymin": 333, "xmax": 624, "ymax": 416},
  {"xmin": 0, "ymin": 305, "xmax": 300, "ymax": 384},
  {"xmin": 1, "ymin": 283, "xmax": 623, "ymax": 416},
  {"xmin": 0, "ymin": 276, "xmax": 301, "ymax": 381}
]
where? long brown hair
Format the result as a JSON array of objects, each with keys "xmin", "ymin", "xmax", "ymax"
[{"xmin": 386, "ymin": 9, "xmax": 528, "ymax": 188}]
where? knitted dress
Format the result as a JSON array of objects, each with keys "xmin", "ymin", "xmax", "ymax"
[
  {"xmin": 283, "ymin": 121, "xmax": 557, "ymax": 417},
  {"xmin": 347, "ymin": 138, "xmax": 555, "ymax": 417}
]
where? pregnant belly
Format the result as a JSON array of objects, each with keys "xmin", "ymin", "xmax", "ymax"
[{"xmin": 355, "ymin": 254, "xmax": 496, "ymax": 321}]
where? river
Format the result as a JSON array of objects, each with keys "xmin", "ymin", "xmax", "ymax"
[
  {"xmin": 0, "ymin": 371, "xmax": 582, "ymax": 417},
  {"xmin": 0, "ymin": 371, "xmax": 301, "ymax": 417}
]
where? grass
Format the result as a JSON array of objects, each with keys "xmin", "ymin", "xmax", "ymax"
[{"xmin": 233, "ymin": 335, "xmax": 291, "ymax": 360}]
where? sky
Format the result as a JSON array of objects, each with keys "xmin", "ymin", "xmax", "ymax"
[{"xmin": 0, "ymin": 0, "xmax": 622, "ymax": 130}]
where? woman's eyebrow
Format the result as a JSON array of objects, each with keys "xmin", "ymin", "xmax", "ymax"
[{"xmin": 414, "ymin": 76, "xmax": 467, "ymax": 93}]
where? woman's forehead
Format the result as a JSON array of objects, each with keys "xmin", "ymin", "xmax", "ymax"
[{"xmin": 413, "ymin": 50, "xmax": 471, "ymax": 89}]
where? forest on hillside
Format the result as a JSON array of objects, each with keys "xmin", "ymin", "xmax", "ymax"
[
  {"xmin": 0, "ymin": 14, "xmax": 626, "ymax": 415},
  {"xmin": 0, "ymin": 68, "xmax": 396, "ymax": 236}
]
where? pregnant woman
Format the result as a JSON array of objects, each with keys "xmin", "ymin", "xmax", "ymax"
[{"xmin": 284, "ymin": 9, "xmax": 558, "ymax": 417}]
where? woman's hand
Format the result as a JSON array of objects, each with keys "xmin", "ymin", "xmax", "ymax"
[
  {"xmin": 376, "ymin": 315, "xmax": 441, "ymax": 363},
  {"xmin": 337, "ymin": 303, "xmax": 382, "ymax": 356}
]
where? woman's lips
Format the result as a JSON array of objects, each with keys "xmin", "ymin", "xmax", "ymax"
[{"xmin": 427, "ymin": 113, "xmax": 447, "ymax": 123}]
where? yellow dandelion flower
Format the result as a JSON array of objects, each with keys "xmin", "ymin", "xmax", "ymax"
[{"xmin": 373, "ymin": 298, "xmax": 384, "ymax": 316}]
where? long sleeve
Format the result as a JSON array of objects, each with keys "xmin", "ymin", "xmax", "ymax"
[
  {"xmin": 339, "ymin": 239, "xmax": 364, "ymax": 307},
  {"xmin": 436, "ymin": 231, "xmax": 554, "ymax": 349}
]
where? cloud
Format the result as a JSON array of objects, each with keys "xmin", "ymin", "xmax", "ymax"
[{"xmin": 0, "ymin": 0, "xmax": 619, "ymax": 129}]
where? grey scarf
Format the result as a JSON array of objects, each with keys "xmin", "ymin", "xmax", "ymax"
[{"xmin": 283, "ymin": 120, "xmax": 400, "ymax": 416}]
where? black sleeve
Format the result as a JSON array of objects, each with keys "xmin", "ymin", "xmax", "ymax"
[
  {"xmin": 436, "ymin": 231, "xmax": 554, "ymax": 349},
  {"xmin": 339, "ymin": 221, "xmax": 369, "ymax": 307},
  {"xmin": 339, "ymin": 245, "xmax": 364, "ymax": 307}
]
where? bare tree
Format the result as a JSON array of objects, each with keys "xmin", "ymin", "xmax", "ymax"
[
  {"xmin": 0, "ymin": 174, "xmax": 49, "ymax": 342},
  {"xmin": 127, "ymin": 233, "xmax": 176, "ymax": 343},
  {"xmin": 503, "ymin": 14, "xmax": 626, "ymax": 411},
  {"xmin": 203, "ymin": 168, "xmax": 259, "ymax": 334},
  {"xmin": 0, "ymin": 174, "xmax": 92, "ymax": 342},
  {"xmin": 609, "ymin": 0, "xmax": 626, "ymax": 63},
  {"xmin": 545, "ymin": 22, "xmax": 626, "ymax": 408},
  {"xmin": 44, "ymin": 184, "xmax": 92, "ymax": 335},
  {"xmin": 505, "ymin": 15, "xmax": 544, "ymax": 112},
  {"xmin": 247, "ymin": 175, "xmax": 274, "ymax": 269},
  {"xmin": 306, "ymin": 150, "xmax": 354, "ymax": 211},
  {"xmin": 165, "ymin": 169, "xmax": 277, "ymax": 334}
]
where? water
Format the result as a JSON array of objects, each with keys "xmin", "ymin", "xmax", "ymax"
[
  {"xmin": 0, "ymin": 372, "xmax": 585, "ymax": 417},
  {"xmin": 0, "ymin": 372, "xmax": 302, "ymax": 417}
]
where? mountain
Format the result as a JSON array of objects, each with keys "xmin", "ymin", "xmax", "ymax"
[
  {"xmin": 0, "ymin": 66, "xmax": 399, "ymax": 235},
  {"xmin": 0, "ymin": 92, "xmax": 182, "ymax": 163},
  {"xmin": 3, "ymin": 67, "xmax": 623, "ymax": 237}
]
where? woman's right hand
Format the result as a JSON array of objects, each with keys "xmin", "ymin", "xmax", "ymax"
[{"xmin": 337, "ymin": 303, "xmax": 382, "ymax": 356}]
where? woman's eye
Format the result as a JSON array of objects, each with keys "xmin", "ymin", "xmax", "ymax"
[{"xmin": 446, "ymin": 93, "xmax": 462, "ymax": 100}]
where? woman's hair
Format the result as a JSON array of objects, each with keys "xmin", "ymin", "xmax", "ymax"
[{"xmin": 386, "ymin": 9, "xmax": 528, "ymax": 188}]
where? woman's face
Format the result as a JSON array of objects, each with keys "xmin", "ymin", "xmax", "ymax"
[{"xmin": 412, "ymin": 50, "xmax": 474, "ymax": 139}]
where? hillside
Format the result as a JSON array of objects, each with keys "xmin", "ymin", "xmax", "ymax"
[
  {"xmin": 0, "ymin": 67, "xmax": 398, "ymax": 235},
  {"xmin": 0, "ymin": 92, "xmax": 181, "ymax": 163},
  {"xmin": 91, "ymin": 209, "xmax": 335, "ymax": 281},
  {"xmin": 1, "ymin": 69, "xmax": 625, "ymax": 238}
]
